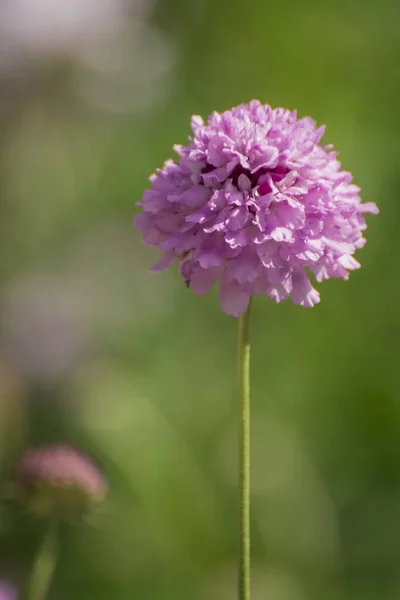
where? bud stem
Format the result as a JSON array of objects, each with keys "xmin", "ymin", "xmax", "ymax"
[
  {"xmin": 25, "ymin": 519, "xmax": 59, "ymax": 600},
  {"xmin": 238, "ymin": 299, "xmax": 252, "ymax": 600}
]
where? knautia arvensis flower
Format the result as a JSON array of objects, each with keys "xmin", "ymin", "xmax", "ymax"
[
  {"xmin": 135, "ymin": 100, "xmax": 378, "ymax": 316},
  {"xmin": 17, "ymin": 444, "xmax": 107, "ymax": 519}
]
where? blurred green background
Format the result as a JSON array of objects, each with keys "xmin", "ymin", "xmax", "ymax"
[{"xmin": 0, "ymin": 0, "xmax": 398, "ymax": 598}]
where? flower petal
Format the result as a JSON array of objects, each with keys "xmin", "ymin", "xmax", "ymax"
[
  {"xmin": 219, "ymin": 275, "xmax": 250, "ymax": 316},
  {"xmin": 291, "ymin": 270, "xmax": 320, "ymax": 307},
  {"xmin": 192, "ymin": 266, "xmax": 224, "ymax": 295}
]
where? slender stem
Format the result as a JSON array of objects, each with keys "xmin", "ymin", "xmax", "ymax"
[
  {"xmin": 238, "ymin": 299, "xmax": 252, "ymax": 600},
  {"xmin": 25, "ymin": 519, "xmax": 59, "ymax": 600}
]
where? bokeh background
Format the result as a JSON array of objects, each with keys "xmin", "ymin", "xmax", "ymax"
[{"xmin": 0, "ymin": 0, "xmax": 398, "ymax": 598}]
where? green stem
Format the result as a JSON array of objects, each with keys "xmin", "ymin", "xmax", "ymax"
[
  {"xmin": 25, "ymin": 519, "xmax": 59, "ymax": 600},
  {"xmin": 238, "ymin": 299, "xmax": 252, "ymax": 600}
]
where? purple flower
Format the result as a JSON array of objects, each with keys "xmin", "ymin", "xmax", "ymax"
[
  {"xmin": 135, "ymin": 101, "xmax": 378, "ymax": 316},
  {"xmin": 17, "ymin": 445, "xmax": 107, "ymax": 517},
  {"xmin": 0, "ymin": 581, "xmax": 17, "ymax": 600}
]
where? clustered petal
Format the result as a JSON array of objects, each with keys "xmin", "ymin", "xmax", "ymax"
[
  {"xmin": 135, "ymin": 101, "xmax": 378, "ymax": 316},
  {"xmin": 17, "ymin": 444, "xmax": 107, "ymax": 517},
  {"xmin": 18, "ymin": 444, "xmax": 107, "ymax": 497}
]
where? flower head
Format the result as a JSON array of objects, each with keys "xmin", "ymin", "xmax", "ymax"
[
  {"xmin": 135, "ymin": 101, "xmax": 378, "ymax": 316},
  {"xmin": 17, "ymin": 444, "xmax": 107, "ymax": 518}
]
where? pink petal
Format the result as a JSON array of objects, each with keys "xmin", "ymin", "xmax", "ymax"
[
  {"xmin": 359, "ymin": 202, "xmax": 379, "ymax": 214},
  {"xmin": 151, "ymin": 252, "xmax": 176, "ymax": 272},
  {"xmin": 291, "ymin": 270, "xmax": 320, "ymax": 307},
  {"xmin": 191, "ymin": 266, "xmax": 224, "ymax": 295},
  {"xmin": 219, "ymin": 276, "xmax": 250, "ymax": 316}
]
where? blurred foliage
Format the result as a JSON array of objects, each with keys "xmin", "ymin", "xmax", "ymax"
[{"xmin": 0, "ymin": 0, "xmax": 399, "ymax": 598}]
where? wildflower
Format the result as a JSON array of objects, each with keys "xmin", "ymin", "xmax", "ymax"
[
  {"xmin": 135, "ymin": 101, "xmax": 378, "ymax": 316},
  {"xmin": 17, "ymin": 445, "xmax": 107, "ymax": 518}
]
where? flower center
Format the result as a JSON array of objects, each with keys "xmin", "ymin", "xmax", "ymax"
[{"xmin": 201, "ymin": 162, "xmax": 289, "ymax": 190}]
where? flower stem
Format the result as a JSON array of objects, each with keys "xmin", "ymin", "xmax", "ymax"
[
  {"xmin": 25, "ymin": 519, "xmax": 59, "ymax": 600},
  {"xmin": 238, "ymin": 299, "xmax": 252, "ymax": 600}
]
